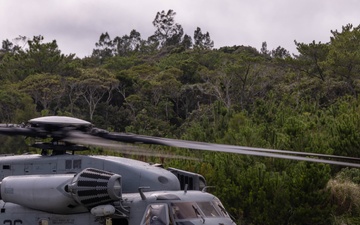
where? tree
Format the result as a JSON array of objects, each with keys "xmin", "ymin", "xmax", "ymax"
[
  {"xmin": 19, "ymin": 73, "xmax": 65, "ymax": 114},
  {"xmin": 0, "ymin": 35, "xmax": 75, "ymax": 81},
  {"xmin": 113, "ymin": 29, "xmax": 142, "ymax": 56},
  {"xmin": 326, "ymin": 24, "xmax": 360, "ymax": 98},
  {"xmin": 63, "ymin": 76, "xmax": 82, "ymax": 116},
  {"xmin": 148, "ymin": 68, "xmax": 182, "ymax": 120},
  {"xmin": 1, "ymin": 39, "xmax": 21, "ymax": 54},
  {"xmin": 0, "ymin": 85, "xmax": 37, "ymax": 123},
  {"xmin": 198, "ymin": 53, "xmax": 264, "ymax": 110},
  {"xmin": 92, "ymin": 32, "xmax": 115, "ymax": 62},
  {"xmin": 294, "ymin": 40, "xmax": 329, "ymax": 81},
  {"xmin": 260, "ymin": 41, "xmax": 270, "ymax": 56},
  {"xmin": 193, "ymin": 27, "xmax": 214, "ymax": 50},
  {"xmin": 1, "ymin": 39, "xmax": 14, "ymax": 53},
  {"xmin": 329, "ymin": 107, "xmax": 360, "ymax": 158},
  {"xmin": 151, "ymin": 9, "xmax": 184, "ymax": 48},
  {"xmin": 77, "ymin": 68, "xmax": 119, "ymax": 121},
  {"xmin": 181, "ymin": 34, "xmax": 193, "ymax": 50},
  {"xmin": 198, "ymin": 68, "xmax": 233, "ymax": 109},
  {"xmin": 26, "ymin": 35, "xmax": 74, "ymax": 74},
  {"xmin": 287, "ymin": 163, "xmax": 332, "ymax": 225},
  {"xmin": 270, "ymin": 46, "xmax": 290, "ymax": 59}
]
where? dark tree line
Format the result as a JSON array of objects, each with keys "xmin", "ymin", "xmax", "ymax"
[{"xmin": 92, "ymin": 10, "xmax": 214, "ymax": 62}]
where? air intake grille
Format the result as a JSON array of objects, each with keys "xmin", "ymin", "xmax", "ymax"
[
  {"xmin": 167, "ymin": 167, "xmax": 207, "ymax": 191},
  {"xmin": 68, "ymin": 168, "xmax": 122, "ymax": 208}
]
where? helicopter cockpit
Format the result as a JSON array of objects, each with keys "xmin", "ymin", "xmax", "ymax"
[{"xmin": 130, "ymin": 191, "xmax": 235, "ymax": 225}]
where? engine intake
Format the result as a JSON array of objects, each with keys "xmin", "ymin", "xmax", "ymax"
[
  {"xmin": 67, "ymin": 168, "xmax": 122, "ymax": 208},
  {"xmin": 0, "ymin": 168, "xmax": 122, "ymax": 214}
]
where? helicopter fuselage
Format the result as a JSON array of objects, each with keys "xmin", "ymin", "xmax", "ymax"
[
  {"xmin": 0, "ymin": 154, "xmax": 235, "ymax": 225},
  {"xmin": 0, "ymin": 153, "xmax": 181, "ymax": 192},
  {"xmin": 0, "ymin": 116, "xmax": 233, "ymax": 225}
]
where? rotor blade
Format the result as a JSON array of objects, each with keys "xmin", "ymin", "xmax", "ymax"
[
  {"xmin": 63, "ymin": 130, "xmax": 124, "ymax": 149},
  {"xmin": 162, "ymin": 137, "xmax": 360, "ymax": 162},
  {"xmin": 63, "ymin": 131, "xmax": 200, "ymax": 161},
  {"xmin": 0, "ymin": 125, "xmax": 39, "ymax": 137},
  {"xmin": 105, "ymin": 148, "xmax": 201, "ymax": 161},
  {"xmin": 95, "ymin": 132, "xmax": 360, "ymax": 168}
]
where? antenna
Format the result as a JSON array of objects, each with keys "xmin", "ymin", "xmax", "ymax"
[
  {"xmin": 138, "ymin": 187, "xmax": 150, "ymax": 200},
  {"xmin": 184, "ymin": 184, "xmax": 188, "ymax": 194}
]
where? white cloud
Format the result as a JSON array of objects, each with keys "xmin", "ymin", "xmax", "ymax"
[{"xmin": 1, "ymin": 0, "xmax": 359, "ymax": 57}]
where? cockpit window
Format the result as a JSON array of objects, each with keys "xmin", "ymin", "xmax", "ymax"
[
  {"xmin": 142, "ymin": 204, "xmax": 169, "ymax": 225},
  {"xmin": 212, "ymin": 199, "xmax": 230, "ymax": 218},
  {"xmin": 196, "ymin": 202, "xmax": 220, "ymax": 217},
  {"xmin": 171, "ymin": 202, "xmax": 200, "ymax": 220},
  {"xmin": 171, "ymin": 201, "xmax": 229, "ymax": 220}
]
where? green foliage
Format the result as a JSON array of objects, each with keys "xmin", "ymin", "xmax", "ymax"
[
  {"xmin": 294, "ymin": 40, "xmax": 329, "ymax": 81},
  {"xmin": 113, "ymin": 29, "xmax": 142, "ymax": 56},
  {"xmin": 19, "ymin": 73, "xmax": 64, "ymax": 112},
  {"xmin": 104, "ymin": 55, "xmax": 142, "ymax": 71},
  {"xmin": 327, "ymin": 97, "xmax": 360, "ymax": 157},
  {"xmin": 0, "ymin": 35, "xmax": 75, "ymax": 81},
  {"xmin": 0, "ymin": 136, "xmax": 29, "ymax": 154},
  {"xmin": 326, "ymin": 24, "xmax": 360, "ymax": 98},
  {"xmin": 0, "ymin": 85, "xmax": 37, "ymax": 122},
  {"xmin": 2, "ymin": 20, "xmax": 360, "ymax": 224},
  {"xmin": 77, "ymin": 68, "xmax": 118, "ymax": 121},
  {"xmin": 287, "ymin": 162, "xmax": 332, "ymax": 225}
]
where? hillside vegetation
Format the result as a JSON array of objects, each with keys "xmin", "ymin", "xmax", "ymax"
[{"xmin": 1, "ymin": 10, "xmax": 360, "ymax": 224}]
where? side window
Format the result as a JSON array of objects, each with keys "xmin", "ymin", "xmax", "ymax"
[
  {"xmin": 3, "ymin": 165, "xmax": 10, "ymax": 170},
  {"xmin": 142, "ymin": 204, "xmax": 169, "ymax": 225},
  {"xmin": 65, "ymin": 160, "xmax": 72, "ymax": 169},
  {"xmin": 65, "ymin": 160, "xmax": 82, "ymax": 170},
  {"xmin": 73, "ymin": 159, "xmax": 82, "ymax": 169}
]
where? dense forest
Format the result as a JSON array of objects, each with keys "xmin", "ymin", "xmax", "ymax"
[{"xmin": 1, "ymin": 9, "xmax": 360, "ymax": 225}]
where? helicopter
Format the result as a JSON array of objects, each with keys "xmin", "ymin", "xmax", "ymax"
[{"xmin": 0, "ymin": 116, "xmax": 360, "ymax": 225}]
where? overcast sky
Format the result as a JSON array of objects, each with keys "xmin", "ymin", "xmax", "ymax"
[{"xmin": 1, "ymin": 0, "xmax": 359, "ymax": 58}]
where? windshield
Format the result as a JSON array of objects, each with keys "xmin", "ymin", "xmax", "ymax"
[
  {"xmin": 171, "ymin": 202, "xmax": 200, "ymax": 220},
  {"xmin": 212, "ymin": 198, "xmax": 230, "ymax": 218},
  {"xmin": 170, "ymin": 201, "xmax": 228, "ymax": 220},
  {"xmin": 197, "ymin": 202, "xmax": 220, "ymax": 217}
]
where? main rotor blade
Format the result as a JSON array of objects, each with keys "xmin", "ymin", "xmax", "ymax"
[
  {"xmin": 63, "ymin": 130, "xmax": 124, "ymax": 149},
  {"xmin": 0, "ymin": 125, "xmax": 39, "ymax": 137},
  {"xmin": 95, "ymin": 132, "xmax": 360, "ymax": 168},
  {"xmin": 63, "ymin": 131, "xmax": 200, "ymax": 160}
]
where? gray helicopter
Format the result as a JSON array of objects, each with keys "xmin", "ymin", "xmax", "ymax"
[{"xmin": 0, "ymin": 116, "xmax": 360, "ymax": 225}]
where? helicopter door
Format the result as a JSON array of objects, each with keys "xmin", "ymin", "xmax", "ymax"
[
  {"xmin": 1, "ymin": 164, "xmax": 12, "ymax": 179},
  {"xmin": 141, "ymin": 204, "xmax": 170, "ymax": 225}
]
